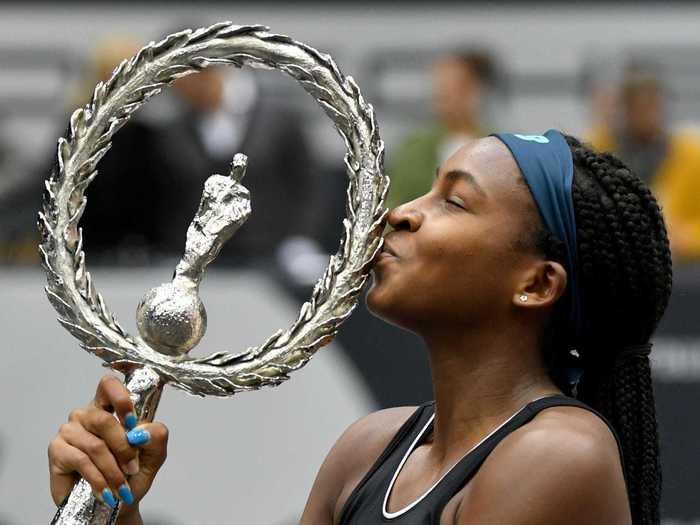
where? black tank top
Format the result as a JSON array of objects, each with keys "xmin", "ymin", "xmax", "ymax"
[{"xmin": 338, "ymin": 395, "xmax": 624, "ymax": 525}]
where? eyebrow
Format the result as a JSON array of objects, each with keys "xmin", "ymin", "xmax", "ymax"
[{"xmin": 434, "ymin": 167, "xmax": 487, "ymax": 199}]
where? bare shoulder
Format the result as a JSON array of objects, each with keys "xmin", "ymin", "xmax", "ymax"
[
  {"xmin": 456, "ymin": 405, "xmax": 630, "ymax": 525},
  {"xmin": 511, "ymin": 404, "xmax": 622, "ymax": 457},
  {"xmin": 300, "ymin": 406, "xmax": 420, "ymax": 525},
  {"xmin": 336, "ymin": 405, "xmax": 420, "ymax": 460},
  {"xmin": 329, "ymin": 406, "xmax": 420, "ymax": 510}
]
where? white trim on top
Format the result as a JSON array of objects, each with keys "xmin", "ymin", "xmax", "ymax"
[{"xmin": 382, "ymin": 396, "xmax": 552, "ymax": 520}]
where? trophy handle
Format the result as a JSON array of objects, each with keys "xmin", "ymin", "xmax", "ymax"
[{"xmin": 51, "ymin": 368, "xmax": 164, "ymax": 525}]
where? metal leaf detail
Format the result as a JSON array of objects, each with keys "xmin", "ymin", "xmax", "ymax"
[{"xmin": 39, "ymin": 22, "xmax": 388, "ymax": 397}]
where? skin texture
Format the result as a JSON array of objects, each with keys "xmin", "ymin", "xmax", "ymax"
[{"xmin": 48, "ymin": 138, "xmax": 631, "ymax": 524}]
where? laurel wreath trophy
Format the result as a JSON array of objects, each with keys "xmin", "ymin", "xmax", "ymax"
[{"xmin": 40, "ymin": 22, "xmax": 388, "ymax": 524}]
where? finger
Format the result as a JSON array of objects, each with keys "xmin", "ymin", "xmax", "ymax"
[
  {"xmin": 94, "ymin": 375, "xmax": 135, "ymax": 428},
  {"xmin": 137, "ymin": 422, "xmax": 168, "ymax": 462},
  {"xmin": 138, "ymin": 423, "xmax": 168, "ymax": 477},
  {"xmin": 128, "ymin": 422, "xmax": 168, "ymax": 495},
  {"xmin": 76, "ymin": 409, "xmax": 138, "ymax": 471},
  {"xmin": 48, "ymin": 438, "xmax": 118, "ymax": 509},
  {"xmin": 60, "ymin": 422, "xmax": 133, "ymax": 503},
  {"xmin": 48, "ymin": 438, "xmax": 79, "ymax": 505}
]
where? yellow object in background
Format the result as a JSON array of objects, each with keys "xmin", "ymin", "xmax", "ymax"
[{"xmin": 589, "ymin": 127, "xmax": 700, "ymax": 261}]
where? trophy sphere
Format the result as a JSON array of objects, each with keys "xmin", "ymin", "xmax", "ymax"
[{"xmin": 136, "ymin": 281, "xmax": 207, "ymax": 356}]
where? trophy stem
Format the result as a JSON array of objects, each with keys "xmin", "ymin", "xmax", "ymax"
[{"xmin": 51, "ymin": 367, "xmax": 164, "ymax": 525}]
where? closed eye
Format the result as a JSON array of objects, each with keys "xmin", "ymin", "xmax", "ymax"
[{"xmin": 446, "ymin": 197, "xmax": 467, "ymax": 210}]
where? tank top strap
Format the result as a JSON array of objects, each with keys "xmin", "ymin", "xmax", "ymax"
[
  {"xmin": 339, "ymin": 395, "xmax": 625, "ymax": 524},
  {"xmin": 339, "ymin": 402, "xmax": 435, "ymax": 524},
  {"xmin": 432, "ymin": 394, "xmax": 625, "ymax": 512},
  {"xmin": 520, "ymin": 395, "xmax": 625, "ymax": 472},
  {"xmin": 525, "ymin": 395, "xmax": 626, "ymax": 475}
]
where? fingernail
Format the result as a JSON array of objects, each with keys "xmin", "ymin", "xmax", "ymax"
[
  {"xmin": 118, "ymin": 483, "xmax": 134, "ymax": 505},
  {"xmin": 125, "ymin": 457, "xmax": 139, "ymax": 475},
  {"xmin": 102, "ymin": 488, "xmax": 117, "ymax": 508},
  {"xmin": 124, "ymin": 412, "xmax": 137, "ymax": 430},
  {"xmin": 126, "ymin": 427, "xmax": 150, "ymax": 446}
]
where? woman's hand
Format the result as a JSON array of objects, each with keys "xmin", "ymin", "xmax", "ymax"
[{"xmin": 48, "ymin": 374, "xmax": 169, "ymax": 519}]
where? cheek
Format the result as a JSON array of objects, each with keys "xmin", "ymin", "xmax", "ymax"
[
  {"xmin": 366, "ymin": 217, "xmax": 520, "ymax": 325},
  {"xmin": 367, "ymin": 237, "xmax": 473, "ymax": 324},
  {"xmin": 365, "ymin": 268, "xmax": 407, "ymax": 327},
  {"xmin": 420, "ymin": 221, "xmax": 518, "ymax": 311}
]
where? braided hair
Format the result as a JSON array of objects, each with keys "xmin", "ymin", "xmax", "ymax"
[{"xmin": 529, "ymin": 135, "xmax": 672, "ymax": 525}]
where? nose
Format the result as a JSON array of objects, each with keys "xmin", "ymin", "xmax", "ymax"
[{"xmin": 387, "ymin": 197, "xmax": 424, "ymax": 232}]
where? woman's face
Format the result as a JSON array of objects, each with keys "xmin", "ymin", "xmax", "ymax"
[{"xmin": 367, "ymin": 137, "xmax": 541, "ymax": 332}]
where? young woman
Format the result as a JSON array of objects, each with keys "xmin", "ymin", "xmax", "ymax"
[{"xmin": 48, "ymin": 131, "xmax": 671, "ymax": 524}]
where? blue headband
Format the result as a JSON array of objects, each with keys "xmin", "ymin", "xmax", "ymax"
[{"xmin": 491, "ymin": 130, "xmax": 582, "ymax": 342}]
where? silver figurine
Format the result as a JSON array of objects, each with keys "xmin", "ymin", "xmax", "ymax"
[{"xmin": 41, "ymin": 22, "xmax": 388, "ymax": 524}]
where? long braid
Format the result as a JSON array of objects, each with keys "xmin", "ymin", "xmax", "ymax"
[
  {"xmin": 556, "ymin": 135, "xmax": 672, "ymax": 525},
  {"xmin": 527, "ymin": 135, "xmax": 671, "ymax": 523}
]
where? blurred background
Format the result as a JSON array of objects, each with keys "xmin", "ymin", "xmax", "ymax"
[{"xmin": 1, "ymin": 1, "xmax": 700, "ymax": 523}]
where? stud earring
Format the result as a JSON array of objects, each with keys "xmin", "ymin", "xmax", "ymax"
[{"xmin": 519, "ymin": 294, "xmax": 528, "ymax": 303}]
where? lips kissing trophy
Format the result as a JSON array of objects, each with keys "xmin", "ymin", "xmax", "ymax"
[{"xmin": 39, "ymin": 22, "xmax": 388, "ymax": 524}]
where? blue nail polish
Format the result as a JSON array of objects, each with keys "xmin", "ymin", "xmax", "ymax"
[
  {"xmin": 102, "ymin": 488, "xmax": 117, "ymax": 508},
  {"xmin": 126, "ymin": 427, "xmax": 150, "ymax": 446},
  {"xmin": 124, "ymin": 412, "xmax": 137, "ymax": 430},
  {"xmin": 118, "ymin": 483, "xmax": 134, "ymax": 505}
]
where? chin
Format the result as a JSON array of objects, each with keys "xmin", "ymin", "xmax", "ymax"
[
  {"xmin": 366, "ymin": 273, "xmax": 394, "ymax": 316},
  {"xmin": 365, "ymin": 273, "xmax": 415, "ymax": 331}
]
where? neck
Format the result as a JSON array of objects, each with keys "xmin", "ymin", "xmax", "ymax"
[{"xmin": 420, "ymin": 321, "xmax": 560, "ymax": 466}]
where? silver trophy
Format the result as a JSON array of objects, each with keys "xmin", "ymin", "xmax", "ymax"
[{"xmin": 40, "ymin": 22, "xmax": 388, "ymax": 524}]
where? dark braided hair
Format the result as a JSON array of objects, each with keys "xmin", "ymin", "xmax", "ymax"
[{"xmin": 529, "ymin": 135, "xmax": 673, "ymax": 525}]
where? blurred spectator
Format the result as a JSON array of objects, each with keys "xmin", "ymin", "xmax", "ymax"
[
  {"xmin": 0, "ymin": 117, "xmax": 7, "ymax": 173},
  {"xmin": 0, "ymin": 35, "xmax": 160, "ymax": 265},
  {"xmin": 75, "ymin": 36, "xmax": 161, "ymax": 263},
  {"xmin": 386, "ymin": 49, "xmax": 496, "ymax": 209},
  {"xmin": 589, "ymin": 67, "xmax": 700, "ymax": 260},
  {"xmin": 0, "ymin": 112, "xmax": 11, "ymax": 193},
  {"xmin": 584, "ymin": 67, "xmax": 619, "ymax": 153},
  {"xmin": 0, "ymin": 30, "xmax": 320, "ymax": 272},
  {"xmin": 151, "ymin": 63, "xmax": 318, "ymax": 271}
]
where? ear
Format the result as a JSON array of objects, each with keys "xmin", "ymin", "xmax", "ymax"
[{"xmin": 512, "ymin": 261, "xmax": 568, "ymax": 310}]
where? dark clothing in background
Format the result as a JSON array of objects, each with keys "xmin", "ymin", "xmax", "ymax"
[
  {"xmin": 150, "ymin": 100, "xmax": 314, "ymax": 263},
  {"xmin": 2, "ymin": 98, "xmax": 315, "ymax": 265},
  {"xmin": 616, "ymin": 134, "xmax": 670, "ymax": 186},
  {"xmin": 0, "ymin": 118, "xmax": 162, "ymax": 264},
  {"xmin": 79, "ymin": 120, "xmax": 160, "ymax": 256}
]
